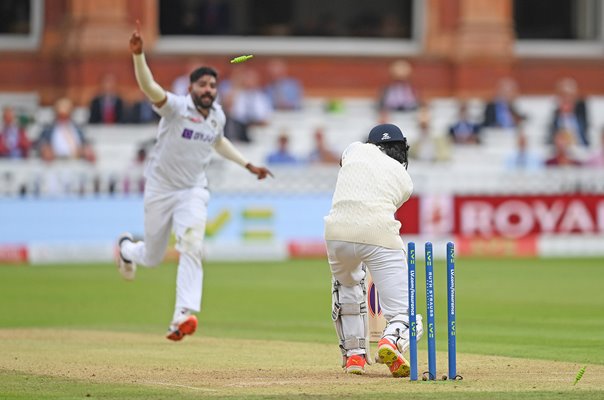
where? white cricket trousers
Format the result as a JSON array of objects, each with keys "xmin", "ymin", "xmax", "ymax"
[
  {"xmin": 122, "ymin": 186, "xmax": 210, "ymax": 314},
  {"xmin": 326, "ymin": 240, "xmax": 409, "ymax": 346}
]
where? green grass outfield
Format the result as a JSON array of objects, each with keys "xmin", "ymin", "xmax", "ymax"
[{"xmin": 1, "ymin": 257, "xmax": 603, "ymax": 399}]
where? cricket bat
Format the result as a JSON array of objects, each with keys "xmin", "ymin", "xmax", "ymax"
[{"xmin": 365, "ymin": 269, "xmax": 387, "ymax": 342}]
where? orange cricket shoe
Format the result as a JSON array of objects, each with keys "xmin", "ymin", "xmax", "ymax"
[
  {"xmin": 166, "ymin": 315, "xmax": 198, "ymax": 341},
  {"xmin": 377, "ymin": 338, "xmax": 410, "ymax": 378},
  {"xmin": 345, "ymin": 354, "xmax": 366, "ymax": 375}
]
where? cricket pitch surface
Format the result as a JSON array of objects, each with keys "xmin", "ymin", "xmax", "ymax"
[{"xmin": 1, "ymin": 329, "xmax": 603, "ymax": 400}]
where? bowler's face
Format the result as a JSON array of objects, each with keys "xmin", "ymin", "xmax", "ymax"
[{"xmin": 190, "ymin": 75, "xmax": 217, "ymax": 110}]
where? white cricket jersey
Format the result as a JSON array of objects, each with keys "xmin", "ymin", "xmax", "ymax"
[
  {"xmin": 147, "ymin": 93, "xmax": 226, "ymax": 190},
  {"xmin": 324, "ymin": 142, "xmax": 413, "ymax": 250}
]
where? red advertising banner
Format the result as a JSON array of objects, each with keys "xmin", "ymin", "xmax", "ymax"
[
  {"xmin": 396, "ymin": 196, "xmax": 420, "ymax": 234},
  {"xmin": 454, "ymin": 194, "xmax": 604, "ymax": 238},
  {"xmin": 0, "ymin": 245, "xmax": 28, "ymax": 263},
  {"xmin": 288, "ymin": 240, "xmax": 327, "ymax": 258}
]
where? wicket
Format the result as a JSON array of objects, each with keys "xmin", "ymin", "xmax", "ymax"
[{"xmin": 407, "ymin": 241, "xmax": 460, "ymax": 381}]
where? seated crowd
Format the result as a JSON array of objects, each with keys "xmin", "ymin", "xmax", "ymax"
[{"xmin": 0, "ymin": 59, "xmax": 602, "ymax": 197}]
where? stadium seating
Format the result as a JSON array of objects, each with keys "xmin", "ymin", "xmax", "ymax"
[{"xmin": 1, "ymin": 95, "xmax": 603, "ymax": 197}]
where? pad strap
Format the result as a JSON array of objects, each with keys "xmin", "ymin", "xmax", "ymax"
[
  {"xmin": 342, "ymin": 337, "xmax": 367, "ymax": 351},
  {"xmin": 332, "ymin": 279, "xmax": 370, "ymax": 360}
]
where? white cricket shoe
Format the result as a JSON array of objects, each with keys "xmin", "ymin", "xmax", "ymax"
[{"xmin": 116, "ymin": 232, "xmax": 136, "ymax": 281}]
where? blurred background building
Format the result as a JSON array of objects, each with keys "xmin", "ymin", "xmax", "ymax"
[
  {"xmin": 1, "ymin": 0, "xmax": 604, "ymax": 101},
  {"xmin": 1, "ymin": 0, "xmax": 603, "ymax": 263}
]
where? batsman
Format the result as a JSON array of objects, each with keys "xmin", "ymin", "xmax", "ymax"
[{"xmin": 324, "ymin": 123, "xmax": 423, "ymax": 376}]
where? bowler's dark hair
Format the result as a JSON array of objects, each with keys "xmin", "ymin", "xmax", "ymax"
[
  {"xmin": 190, "ymin": 67, "xmax": 218, "ymax": 83},
  {"xmin": 375, "ymin": 139, "xmax": 410, "ymax": 169}
]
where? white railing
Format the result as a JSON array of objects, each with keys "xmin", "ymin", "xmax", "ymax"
[{"xmin": 1, "ymin": 158, "xmax": 603, "ymax": 197}]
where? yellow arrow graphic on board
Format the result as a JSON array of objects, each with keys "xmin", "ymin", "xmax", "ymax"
[{"xmin": 206, "ymin": 209, "xmax": 231, "ymax": 238}]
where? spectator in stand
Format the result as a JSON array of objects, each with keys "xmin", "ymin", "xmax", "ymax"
[
  {"xmin": 0, "ymin": 106, "xmax": 31, "ymax": 158},
  {"xmin": 216, "ymin": 64, "xmax": 240, "ymax": 102},
  {"xmin": 221, "ymin": 67, "xmax": 273, "ymax": 142},
  {"xmin": 307, "ymin": 127, "xmax": 339, "ymax": 164},
  {"xmin": 448, "ymin": 101, "xmax": 481, "ymax": 144},
  {"xmin": 545, "ymin": 129, "xmax": 582, "ymax": 167},
  {"xmin": 128, "ymin": 93, "xmax": 159, "ymax": 124},
  {"xmin": 483, "ymin": 78, "xmax": 525, "ymax": 129},
  {"xmin": 504, "ymin": 128, "xmax": 543, "ymax": 171},
  {"xmin": 548, "ymin": 78, "xmax": 589, "ymax": 147},
  {"xmin": 376, "ymin": 109, "xmax": 391, "ymax": 125},
  {"xmin": 586, "ymin": 128, "xmax": 604, "ymax": 168},
  {"xmin": 409, "ymin": 106, "xmax": 450, "ymax": 163},
  {"xmin": 266, "ymin": 131, "xmax": 298, "ymax": 164},
  {"xmin": 377, "ymin": 60, "xmax": 419, "ymax": 112},
  {"xmin": 88, "ymin": 73, "xmax": 126, "ymax": 124},
  {"xmin": 123, "ymin": 139, "xmax": 156, "ymax": 194},
  {"xmin": 38, "ymin": 98, "xmax": 96, "ymax": 163},
  {"xmin": 264, "ymin": 58, "xmax": 303, "ymax": 111}
]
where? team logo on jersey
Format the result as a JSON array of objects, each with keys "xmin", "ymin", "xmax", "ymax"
[
  {"xmin": 381, "ymin": 133, "xmax": 391, "ymax": 140},
  {"xmin": 210, "ymin": 119, "xmax": 217, "ymax": 128}
]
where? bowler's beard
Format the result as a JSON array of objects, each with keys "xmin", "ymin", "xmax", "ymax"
[{"xmin": 192, "ymin": 93, "xmax": 214, "ymax": 112}]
